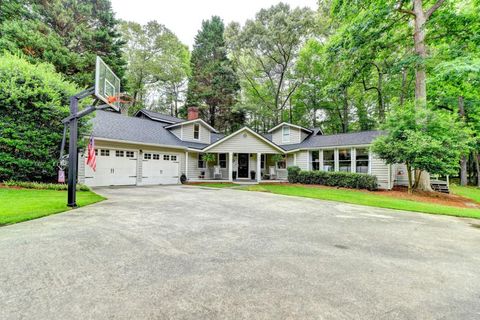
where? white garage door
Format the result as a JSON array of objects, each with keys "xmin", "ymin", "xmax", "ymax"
[
  {"xmin": 142, "ymin": 152, "xmax": 179, "ymax": 185},
  {"xmin": 85, "ymin": 149, "xmax": 137, "ymax": 187}
]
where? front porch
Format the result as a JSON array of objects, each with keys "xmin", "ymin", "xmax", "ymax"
[{"xmin": 186, "ymin": 152, "xmax": 289, "ymax": 182}]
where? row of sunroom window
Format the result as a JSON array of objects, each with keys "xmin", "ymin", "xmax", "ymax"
[{"xmin": 309, "ymin": 148, "xmax": 370, "ymax": 174}]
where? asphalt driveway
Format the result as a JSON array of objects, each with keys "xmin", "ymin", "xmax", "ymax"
[{"xmin": 1, "ymin": 185, "xmax": 480, "ymax": 319}]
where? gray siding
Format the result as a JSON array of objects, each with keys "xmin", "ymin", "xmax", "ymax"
[
  {"xmin": 371, "ymin": 154, "xmax": 391, "ymax": 189},
  {"xmin": 181, "ymin": 122, "xmax": 211, "ymax": 144},
  {"xmin": 295, "ymin": 151, "xmax": 310, "ymax": 170},
  {"xmin": 271, "ymin": 126, "xmax": 301, "ymax": 145},
  {"xmin": 170, "ymin": 127, "xmax": 182, "ymax": 140},
  {"xmin": 207, "ymin": 130, "xmax": 280, "ymax": 154},
  {"xmin": 393, "ymin": 163, "xmax": 410, "ymax": 186}
]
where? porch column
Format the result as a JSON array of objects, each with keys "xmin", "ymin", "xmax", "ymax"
[
  {"xmin": 257, "ymin": 153, "xmax": 262, "ymax": 182},
  {"xmin": 185, "ymin": 151, "xmax": 189, "ymax": 179},
  {"xmin": 228, "ymin": 152, "xmax": 233, "ymax": 181}
]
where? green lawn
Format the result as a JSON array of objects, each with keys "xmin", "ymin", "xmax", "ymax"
[
  {"xmin": 0, "ymin": 188, "xmax": 104, "ymax": 226},
  {"xmin": 239, "ymin": 184, "xmax": 480, "ymax": 219},
  {"xmin": 450, "ymin": 185, "xmax": 480, "ymax": 203},
  {"xmin": 192, "ymin": 182, "xmax": 239, "ymax": 188}
]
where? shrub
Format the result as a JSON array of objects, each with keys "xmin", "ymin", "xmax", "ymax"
[
  {"xmin": 3, "ymin": 180, "xmax": 90, "ymax": 191},
  {"xmin": 0, "ymin": 53, "xmax": 85, "ymax": 182},
  {"xmin": 287, "ymin": 166, "xmax": 378, "ymax": 190}
]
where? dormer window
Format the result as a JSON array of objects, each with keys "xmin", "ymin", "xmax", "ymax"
[
  {"xmin": 282, "ymin": 126, "xmax": 290, "ymax": 143},
  {"xmin": 193, "ymin": 123, "xmax": 200, "ymax": 140}
]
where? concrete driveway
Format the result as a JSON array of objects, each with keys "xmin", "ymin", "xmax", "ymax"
[{"xmin": 1, "ymin": 185, "xmax": 480, "ymax": 319}]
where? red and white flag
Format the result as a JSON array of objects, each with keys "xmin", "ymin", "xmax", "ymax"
[{"xmin": 86, "ymin": 135, "xmax": 96, "ymax": 172}]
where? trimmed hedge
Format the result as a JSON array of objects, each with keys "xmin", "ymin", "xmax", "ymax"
[
  {"xmin": 287, "ymin": 166, "xmax": 378, "ymax": 191},
  {"xmin": 3, "ymin": 180, "xmax": 90, "ymax": 191}
]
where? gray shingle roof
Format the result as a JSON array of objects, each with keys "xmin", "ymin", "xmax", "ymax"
[
  {"xmin": 91, "ymin": 111, "xmax": 383, "ymax": 152},
  {"xmin": 91, "ymin": 110, "xmax": 208, "ymax": 149},
  {"xmin": 136, "ymin": 109, "xmax": 185, "ymax": 124},
  {"xmin": 281, "ymin": 130, "xmax": 384, "ymax": 151}
]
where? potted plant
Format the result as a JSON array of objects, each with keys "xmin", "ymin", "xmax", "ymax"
[
  {"xmin": 202, "ymin": 153, "xmax": 216, "ymax": 167},
  {"xmin": 250, "ymin": 170, "xmax": 256, "ymax": 180},
  {"xmin": 271, "ymin": 154, "xmax": 285, "ymax": 166}
]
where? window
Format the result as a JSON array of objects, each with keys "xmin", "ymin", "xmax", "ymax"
[
  {"xmin": 115, "ymin": 150, "xmax": 124, "ymax": 157},
  {"xmin": 163, "ymin": 155, "xmax": 170, "ymax": 161},
  {"xmin": 323, "ymin": 150, "xmax": 334, "ymax": 171},
  {"xmin": 219, "ymin": 153, "xmax": 227, "ymax": 168},
  {"xmin": 310, "ymin": 151, "xmax": 320, "ymax": 171},
  {"xmin": 153, "ymin": 154, "xmax": 160, "ymax": 160},
  {"xmin": 193, "ymin": 123, "xmax": 200, "ymax": 140},
  {"xmin": 261, "ymin": 154, "xmax": 265, "ymax": 169},
  {"xmin": 276, "ymin": 155, "xmax": 286, "ymax": 169},
  {"xmin": 198, "ymin": 153, "xmax": 205, "ymax": 168},
  {"xmin": 282, "ymin": 126, "xmax": 290, "ymax": 143},
  {"xmin": 339, "ymin": 149, "xmax": 351, "ymax": 172},
  {"xmin": 100, "ymin": 149, "xmax": 109, "ymax": 156},
  {"xmin": 126, "ymin": 151, "xmax": 135, "ymax": 158},
  {"xmin": 356, "ymin": 148, "xmax": 369, "ymax": 173},
  {"xmin": 95, "ymin": 149, "xmax": 98, "ymax": 156},
  {"xmin": 144, "ymin": 153, "xmax": 151, "ymax": 160},
  {"xmin": 171, "ymin": 155, "xmax": 177, "ymax": 161}
]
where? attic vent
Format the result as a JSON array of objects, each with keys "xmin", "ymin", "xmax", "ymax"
[{"xmin": 243, "ymin": 133, "xmax": 247, "ymax": 138}]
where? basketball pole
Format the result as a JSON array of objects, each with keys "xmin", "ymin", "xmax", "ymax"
[
  {"xmin": 66, "ymin": 87, "xmax": 96, "ymax": 208},
  {"xmin": 67, "ymin": 95, "xmax": 79, "ymax": 207}
]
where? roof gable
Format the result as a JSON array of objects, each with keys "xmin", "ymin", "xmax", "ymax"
[
  {"xmin": 267, "ymin": 122, "xmax": 312, "ymax": 134},
  {"xmin": 203, "ymin": 127, "xmax": 284, "ymax": 153},
  {"xmin": 134, "ymin": 109, "xmax": 184, "ymax": 124},
  {"xmin": 164, "ymin": 118, "xmax": 218, "ymax": 133}
]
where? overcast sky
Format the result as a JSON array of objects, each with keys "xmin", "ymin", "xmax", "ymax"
[{"xmin": 110, "ymin": 0, "xmax": 317, "ymax": 47}]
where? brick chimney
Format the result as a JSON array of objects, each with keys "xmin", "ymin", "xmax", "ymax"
[{"xmin": 187, "ymin": 106, "xmax": 199, "ymax": 120}]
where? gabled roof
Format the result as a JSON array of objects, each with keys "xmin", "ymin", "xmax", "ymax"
[
  {"xmin": 91, "ymin": 110, "xmax": 208, "ymax": 149},
  {"xmin": 282, "ymin": 130, "xmax": 384, "ymax": 151},
  {"xmin": 164, "ymin": 118, "xmax": 218, "ymax": 133},
  {"xmin": 202, "ymin": 127, "xmax": 285, "ymax": 153},
  {"xmin": 134, "ymin": 109, "xmax": 184, "ymax": 124},
  {"xmin": 267, "ymin": 122, "xmax": 313, "ymax": 134}
]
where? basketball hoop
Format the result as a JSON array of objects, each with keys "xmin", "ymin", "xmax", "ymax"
[{"xmin": 106, "ymin": 93, "xmax": 134, "ymax": 113}]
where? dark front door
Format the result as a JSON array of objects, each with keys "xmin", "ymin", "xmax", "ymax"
[{"xmin": 238, "ymin": 153, "xmax": 249, "ymax": 178}]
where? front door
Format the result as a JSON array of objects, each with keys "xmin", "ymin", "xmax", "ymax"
[{"xmin": 238, "ymin": 153, "xmax": 249, "ymax": 178}]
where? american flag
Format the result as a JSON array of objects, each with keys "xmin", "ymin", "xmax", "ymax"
[{"xmin": 86, "ymin": 135, "xmax": 96, "ymax": 171}]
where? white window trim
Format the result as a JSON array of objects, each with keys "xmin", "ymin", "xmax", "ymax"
[
  {"xmin": 197, "ymin": 153, "xmax": 206, "ymax": 169},
  {"xmin": 193, "ymin": 124, "xmax": 200, "ymax": 140},
  {"xmin": 282, "ymin": 126, "xmax": 291, "ymax": 143},
  {"xmin": 218, "ymin": 153, "xmax": 227, "ymax": 169}
]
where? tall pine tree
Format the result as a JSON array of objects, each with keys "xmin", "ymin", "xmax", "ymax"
[{"xmin": 186, "ymin": 16, "xmax": 241, "ymax": 132}]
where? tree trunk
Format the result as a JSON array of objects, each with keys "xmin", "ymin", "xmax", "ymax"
[
  {"xmin": 458, "ymin": 96, "xmax": 468, "ymax": 186},
  {"xmin": 406, "ymin": 163, "xmax": 413, "ymax": 194},
  {"xmin": 474, "ymin": 151, "xmax": 480, "ymax": 187},
  {"xmin": 413, "ymin": 0, "xmax": 427, "ymax": 109},
  {"xmin": 342, "ymin": 88, "xmax": 349, "ymax": 133},
  {"xmin": 400, "ymin": 68, "xmax": 407, "ymax": 106}
]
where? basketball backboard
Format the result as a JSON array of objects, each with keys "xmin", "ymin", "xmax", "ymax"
[{"xmin": 95, "ymin": 56, "xmax": 121, "ymax": 111}]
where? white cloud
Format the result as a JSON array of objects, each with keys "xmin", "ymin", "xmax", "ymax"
[{"xmin": 110, "ymin": 0, "xmax": 317, "ymax": 47}]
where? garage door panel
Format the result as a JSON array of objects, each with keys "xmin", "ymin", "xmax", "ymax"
[
  {"xmin": 85, "ymin": 149, "xmax": 137, "ymax": 187},
  {"xmin": 142, "ymin": 152, "xmax": 179, "ymax": 185}
]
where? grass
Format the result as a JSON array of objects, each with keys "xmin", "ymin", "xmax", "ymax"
[
  {"xmin": 191, "ymin": 182, "xmax": 239, "ymax": 188},
  {"xmin": 239, "ymin": 184, "xmax": 480, "ymax": 219},
  {"xmin": 450, "ymin": 185, "xmax": 480, "ymax": 203},
  {"xmin": 0, "ymin": 188, "xmax": 105, "ymax": 226}
]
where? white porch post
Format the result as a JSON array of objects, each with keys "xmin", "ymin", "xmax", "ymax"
[
  {"xmin": 228, "ymin": 152, "xmax": 233, "ymax": 181},
  {"xmin": 334, "ymin": 148, "xmax": 339, "ymax": 172},
  {"xmin": 185, "ymin": 151, "xmax": 189, "ymax": 179},
  {"xmin": 351, "ymin": 147, "xmax": 356, "ymax": 173},
  {"xmin": 257, "ymin": 153, "xmax": 261, "ymax": 182}
]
